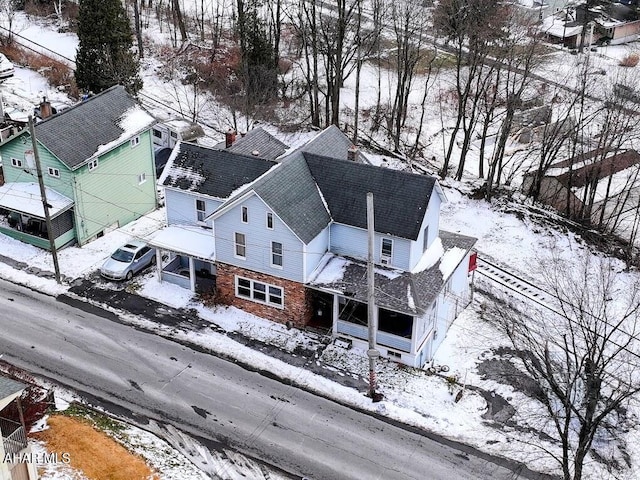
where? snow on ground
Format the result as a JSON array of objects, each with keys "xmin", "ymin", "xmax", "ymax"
[{"xmin": 2, "ymin": 9, "xmax": 640, "ymax": 480}]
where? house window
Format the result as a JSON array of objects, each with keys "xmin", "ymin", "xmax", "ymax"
[
  {"xmin": 241, "ymin": 206, "xmax": 248, "ymax": 223},
  {"xmin": 234, "ymin": 232, "xmax": 246, "ymax": 258},
  {"xmin": 235, "ymin": 276, "xmax": 284, "ymax": 308},
  {"xmin": 131, "ymin": 136, "xmax": 140, "ymax": 147},
  {"xmin": 138, "ymin": 172, "xmax": 146, "ymax": 184},
  {"xmin": 381, "ymin": 238, "xmax": 393, "ymax": 265},
  {"xmin": 152, "ymin": 128, "xmax": 162, "ymax": 139},
  {"xmin": 170, "ymin": 131, "xmax": 178, "ymax": 140},
  {"xmin": 423, "ymin": 226, "xmax": 429, "ymax": 251},
  {"xmin": 271, "ymin": 241, "xmax": 283, "ymax": 268},
  {"xmin": 266, "ymin": 212, "xmax": 273, "ymax": 229},
  {"xmin": 88, "ymin": 159, "xmax": 99, "ymax": 171},
  {"xmin": 388, "ymin": 350, "xmax": 401, "ymax": 359},
  {"xmin": 196, "ymin": 199, "xmax": 206, "ymax": 222},
  {"xmin": 47, "ymin": 167, "xmax": 60, "ymax": 178},
  {"xmin": 11, "ymin": 158, "xmax": 22, "ymax": 168},
  {"xmin": 444, "ymin": 277, "xmax": 452, "ymax": 295}
]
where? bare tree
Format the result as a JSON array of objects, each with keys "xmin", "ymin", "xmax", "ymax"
[{"xmin": 486, "ymin": 253, "xmax": 640, "ymax": 480}]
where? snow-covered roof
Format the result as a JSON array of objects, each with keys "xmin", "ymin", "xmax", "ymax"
[
  {"xmin": 308, "ymin": 231, "xmax": 476, "ymax": 315},
  {"xmin": 0, "ymin": 182, "xmax": 74, "ymax": 218},
  {"xmin": 146, "ymin": 225, "xmax": 215, "ymax": 260}
]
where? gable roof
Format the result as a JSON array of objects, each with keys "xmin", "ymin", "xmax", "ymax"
[
  {"xmin": 162, "ymin": 142, "xmax": 277, "ymax": 199},
  {"xmin": 300, "ymin": 125, "xmax": 368, "ymax": 163},
  {"xmin": 544, "ymin": 149, "xmax": 640, "ymax": 189},
  {"xmin": 33, "ymin": 85, "xmax": 156, "ymax": 170},
  {"xmin": 214, "ymin": 126, "xmax": 288, "ymax": 161},
  {"xmin": 304, "ymin": 153, "xmax": 437, "ymax": 240},
  {"xmin": 251, "ymin": 154, "xmax": 331, "ymax": 243}
]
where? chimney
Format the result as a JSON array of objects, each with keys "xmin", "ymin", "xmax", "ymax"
[
  {"xmin": 40, "ymin": 97, "xmax": 52, "ymax": 119},
  {"xmin": 225, "ymin": 129, "xmax": 237, "ymax": 148},
  {"xmin": 347, "ymin": 144, "xmax": 359, "ymax": 162}
]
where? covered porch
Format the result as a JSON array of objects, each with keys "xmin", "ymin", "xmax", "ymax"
[
  {"xmin": 0, "ymin": 182, "xmax": 75, "ymax": 250},
  {"xmin": 147, "ymin": 225, "xmax": 216, "ymax": 293}
]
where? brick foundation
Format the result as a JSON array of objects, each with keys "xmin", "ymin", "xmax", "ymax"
[{"xmin": 215, "ymin": 263, "xmax": 313, "ymax": 327}]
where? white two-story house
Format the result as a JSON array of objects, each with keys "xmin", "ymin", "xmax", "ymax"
[{"xmin": 151, "ymin": 126, "xmax": 476, "ymax": 367}]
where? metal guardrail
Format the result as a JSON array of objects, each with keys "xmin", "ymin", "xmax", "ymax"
[{"xmin": 0, "ymin": 416, "xmax": 27, "ymax": 456}]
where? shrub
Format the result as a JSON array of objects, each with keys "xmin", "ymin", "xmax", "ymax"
[{"xmin": 619, "ymin": 52, "xmax": 639, "ymax": 67}]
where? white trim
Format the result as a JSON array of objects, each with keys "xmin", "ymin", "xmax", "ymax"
[
  {"xmin": 47, "ymin": 166, "xmax": 60, "ymax": 178},
  {"xmin": 195, "ymin": 198, "xmax": 206, "ymax": 224},
  {"xmin": 234, "ymin": 231, "xmax": 246, "ymax": 259},
  {"xmin": 130, "ymin": 135, "xmax": 141, "ymax": 147},
  {"xmin": 88, "ymin": 158, "xmax": 99, "ymax": 171},
  {"xmin": 381, "ymin": 237, "xmax": 393, "ymax": 265},
  {"xmin": 266, "ymin": 211, "xmax": 274, "ymax": 229},
  {"xmin": 241, "ymin": 205, "xmax": 248, "ymax": 223},
  {"xmin": 10, "ymin": 157, "xmax": 22, "ymax": 168},
  {"xmin": 235, "ymin": 275, "xmax": 284, "ymax": 309},
  {"xmin": 137, "ymin": 172, "xmax": 147, "ymax": 184},
  {"xmin": 271, "ymin": 241, "xmax": 283, "ymax": 269}
]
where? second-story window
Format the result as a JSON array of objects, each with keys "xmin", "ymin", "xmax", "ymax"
[
  {"xmin": 131, "ymin": 136, "xmax": 140, "ymax": 147},
  {"xmin": 88, "ymin": 159, "xmax": 99, "ymax": 171},
  {"xmin": 241, "ymin": 206, "xmax": 248, "ymax": 223},
  {"xmin": 11, "ymin": 158, "xmax": 23, "ymax": 168},
  {"xmin": 137, "ymin": 172, "xmax": 146, "ymax": 184},
  {"xmin": 266, "ymin": 212, "xmax": 273, "ymax": 229},
  {"xmin": 381, "ymin": 238, "xmax": 393, "ymax": 264},
  {"xmin": 196, "ymin": 199, "xmax": 206, "ymax": 222},
  {"xmin": 423, "ymin": 226, "xmax": 429, "ymax": 251},
  {"xmin": 235, "ymin": 232, "xmax": 246, "ymax": 258},
  {"xmin": 47, "ymin": 167, "xmax": 60, "ymax": 178},
  {"xmin": 271, "ymin": 241, "xmax": 283, "ymax": 267}
]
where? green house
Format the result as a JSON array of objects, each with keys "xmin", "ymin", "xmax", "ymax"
[{"xmin": 0, "ymin": 85, "xmax": 158, "ymax": 249}]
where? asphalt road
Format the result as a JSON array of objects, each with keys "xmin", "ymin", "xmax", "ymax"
[{"xmin": 0, "ymin": 278, "xmax": 546, "ymax": 479}]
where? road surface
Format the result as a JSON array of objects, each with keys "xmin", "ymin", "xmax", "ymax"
[{"xmin": 0, "ymin": 278, "xmax": 548, "ymax": 479}]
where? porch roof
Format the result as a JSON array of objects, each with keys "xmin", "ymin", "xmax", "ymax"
[
  {"xmin": 0, "ymin": 182, "xmax": 74, "ymax": 218},
  {"xmin": 0, "ymin": 376, "xmax": 25, "ymax": 410},
  {"xmin": 307, "ymin": 230, "xmax": 476, "ymax": 316},
  {"xmin": 146, "ymin": 225, "xmax": 215, "ymax": 261}
]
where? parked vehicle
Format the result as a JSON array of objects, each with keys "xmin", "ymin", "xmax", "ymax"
[
  {"xmin": 100, "ymin": 240, "xmax": 156, "ymax": 281},
  {"xmin": 0, "ymin": 54, "xmax": 14, "ymax": 79}
]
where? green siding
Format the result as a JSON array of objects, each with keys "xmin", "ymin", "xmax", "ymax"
[
  {"xmin": 72, "ymin": 130, "xmax": 157, "ymax": 244},
  {"xmin": 0, "ymin": 134, "xmax": 75, "ymax": 199},
  {"xmin": 0, "ymin": 129, "xmax": 157, "ymax": 246},
  {"xmin": 0, "ymin": 227, "xmax": 75, "ymax": 250}
]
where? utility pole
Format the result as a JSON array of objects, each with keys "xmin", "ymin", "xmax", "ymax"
[
  {"xmin": 366, "ymin": 192, "xmax": 382, "ymax": 402},
  {"xmin": 28, "ymin": 115, "xmax": 61, "ymax": 284}
]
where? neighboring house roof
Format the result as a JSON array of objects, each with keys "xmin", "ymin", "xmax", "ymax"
[
  {"xmin": 32, "ymin": 85, "xmax": 156, "ymax": 170},
  {"xmin": 162, "ymin": 142, "xmax": 277, "ymax": 199},
  {"xmin": 0, "ymin": 375, "xmax": 24, "ymax": 402},
  {"xmin": 308, "ymin": 231, "xmax": 476, "ymax": 316},
  {"xmin": 545, "ymin": 149, "xmax": 640, "ymax": 189},
  {"xmin": 304, "ymin": 153, "xmax": 437, "ymax": 240},
  {"xmin": 214, "ymin": 126, "xmax": 288, "ymax": 161}
]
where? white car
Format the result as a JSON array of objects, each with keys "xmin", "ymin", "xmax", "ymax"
[
  {"xmin": 0, "ymin": 53, "xmax": 14, "ymax": 79},
  {"xmin": 100, "ymin": 240, "xmax": 156, "ymax": 281}
]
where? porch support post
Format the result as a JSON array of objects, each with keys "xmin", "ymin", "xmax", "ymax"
[
  {"xmin": 156, "ymin": 249, "xmax": 162, "ymax": 282},
  {"xmin": 189, "ymin": 257, "xmax": 196, "ymax": 292},
  {"xmin": 332, "ymin": 293, "xmax": 339, "ymax": 335}
]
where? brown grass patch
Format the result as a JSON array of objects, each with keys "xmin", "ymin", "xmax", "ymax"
[
  {"xmin": 33, "ymin": 415, "xmax": 157, "ymax": 480},
  {"xmin": 620, "ymin": 52, "xmax": 639, "ymax": 67}
]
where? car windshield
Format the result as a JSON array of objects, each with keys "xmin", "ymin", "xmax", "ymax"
[{"xmin": 110, "ymin": 249, "xmax": 134, "ymax": 263}]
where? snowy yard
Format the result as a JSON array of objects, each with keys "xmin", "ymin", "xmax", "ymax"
[{"xmin": 1, "ymin": 5, "xmax": 640, "ymax": 480}]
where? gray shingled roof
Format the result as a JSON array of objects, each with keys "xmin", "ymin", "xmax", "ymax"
[
  {"xmin": 301, "ymin": 125, "xmax": 367, "ymax": 163},
  {"xmin": 163, "ymin": 143, "xmax": 276, "ymax": 198},
  {"xmin": 0, "ymin": 376, "xmax": 25, "ymax": 401},
  {"xmin": 33, "ymin": 85, "xmax": 155, "ymax": 170},
  {"xmin": 214, "ymin": 127, "xmax": 288, "ymax": 161},
  {"xmin": 304, "ymin": 153, "xmax": 436, "ymax": 240},
  {"xmin": 309, "ymin": 231, "xmax": 477, "ymax": 315},
  {"xmin": 252, "ymin": 153, "xmax": 331, "ymax": 243}
]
